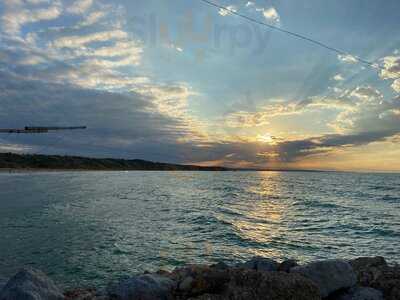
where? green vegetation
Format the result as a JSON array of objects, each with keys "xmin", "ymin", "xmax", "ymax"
[{"xmin": 0, "ymin": 153, "xmax": 229, "ymax": 171}]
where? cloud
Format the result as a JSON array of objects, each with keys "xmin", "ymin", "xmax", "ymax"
[
  {"xmin": 379, "ymin": 53, "xmax": 400, "ymax": 93},
  {"xmin": 218, "ymin": 2, "xmax": 280, "ymax": 25},
  {"xmin": 0, "ymin": 143, "xmax": 32, "ymax": 153},
  {"xmin": 222, "ymin": 85, "xmax": 400, "ymax": 164},
  {"xmin": 349, "ymin": 86, "xmax": 383, "ymax": 102},
  {"xmin": 66, "ymin": 0, "xmax": 93, "ymax": 15},
  {"xmin": 77, "ymin": 11, "xmax": 107, "ymax": 27},
  {"xmin": 224, "ymin": 111, "xmax": 270, "ymax": 128},
  {"xmin": 218, "ymin": 5, "xmax": 237, "ymax": 16},
  {"xmin": 1, "ymin": 0, "xmax": 62, "ymax": 35},
  {"xmin": 0, "ymin": 0, "xmax": 145, "ymax": 92},
  {"xmin": 330, "ymin": 87, "xmax": 399, "ymax": 134},
  {"xmin": 223, "ymin": 95, "xmax": 356, "ymax": 129},
  {"xmin": 392, "ymin": 79, "xmax": 400, "ymax": 93},
  {"xmin": 272, "ymin": 130, "xmax": 398, "ymax": 162},
  {"xmin": 338, "ymin": 54, "xmax": 358, "ymax": 64},
  {"xmin": 52, "ymin": 30, "xmax": 129, "ymax": 48},
  {"xmin": 380, "ymin": 55, "xmax": 400, "ymax": 79},
  {"xmin": 262, "ymin": 7, "xmax": 280, "ymax": 24},
  {"xmin": 333, "ymin": 74, "xmax": 344, "ymax": 81},
  {"xmin": 0, "ymin": 69, "xmax": 267, "ymax": 166},
  {"xmin": 0, "ymin": 70, "xmax": 198, "ymax": 159},
  {"xmin": 0, "ymin": 0, "xmax": 398, "ymax": 169},
  {"xmin": 244, "ymin": 2, "xmax": 280, "ymax": 25},
  {"xmin": 1, "ymin": 65, "xmax": 399, "ymax": 168}
]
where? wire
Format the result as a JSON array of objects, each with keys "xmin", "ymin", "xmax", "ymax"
[{"xmin": 198, "ymin": 0, "xmax": 382, "ymax": 70}]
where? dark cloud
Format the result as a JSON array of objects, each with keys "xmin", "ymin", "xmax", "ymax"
[
  {"xmin": 2, "ymin": 68, "xmax": 400, "ymax": 168},
  {"xmin": 275, "ymin": 130, "xmax": 399, "ymax": 162},
  {"xmin": 0, "ymin": 70, "xmax": 187, "ymax": 159}
]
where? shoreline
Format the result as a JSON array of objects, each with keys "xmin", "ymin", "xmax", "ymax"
[{"xmin": 0, "ymin": 256, "xmax": 398, "ymax": 300}]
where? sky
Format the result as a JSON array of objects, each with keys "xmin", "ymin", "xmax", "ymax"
[{"xmin": 0, "ymin": 0, "xmax": 400, "ymax": 172}]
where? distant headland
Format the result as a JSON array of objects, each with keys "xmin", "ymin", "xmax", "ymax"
[{"xmin": 0, "ymin": 153, "xmax": 230, "ymax": 171}]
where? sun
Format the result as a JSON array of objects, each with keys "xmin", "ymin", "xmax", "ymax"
[{"xmin": 256, "ymin": 133, "xmax": 275, "ymax": 144}]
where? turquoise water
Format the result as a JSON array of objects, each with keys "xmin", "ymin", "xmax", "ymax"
[{"xmin": 0, "ymin": 171, "xmax": 399, "ymax": 288}]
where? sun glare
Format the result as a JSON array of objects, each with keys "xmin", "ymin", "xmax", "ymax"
[{"xmin": 257, "ymin": 133, "xmax": 275, "ymax": 144}]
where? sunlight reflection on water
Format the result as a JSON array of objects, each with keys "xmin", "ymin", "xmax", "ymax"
[{"xmin": 0, "ymin": 171, "xmax": 399, "ymax": 287}]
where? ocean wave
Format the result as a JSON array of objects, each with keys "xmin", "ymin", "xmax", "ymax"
[
  {"xmin": 370, "ymin": 185, "xmax": 397, "ymax": 191},
  {"xmin": 382, "ymin": 195, "xmax": 399, "ymax": 202}
]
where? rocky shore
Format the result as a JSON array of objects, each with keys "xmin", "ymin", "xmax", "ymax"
[{"xmin": 0, "ymin": 256, "xmax": 399, "ymax": 300}]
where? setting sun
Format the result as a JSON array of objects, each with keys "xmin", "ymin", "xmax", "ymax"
[{"xmin": 256, "ymin": 133, "xmax": 276, "ymax": 144}]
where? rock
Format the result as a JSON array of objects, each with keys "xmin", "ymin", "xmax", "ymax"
[
  {"xmin": 291, "ymin": 259, "xmax": 357, "ymax": 298},
  {"xmin": 213, "ymin": 268, "xmax": 321, "ymax": 300},
  {"xmin": 107, "ymin": 274, "xmax": 175, "ymax": 300},
  {"xmin": 335, "ymin": 287, "xmax": 383, "ymax": 300},
  {"xmin": 278, "ymin": 259, "xmax": 298, "ymax": 273},
  {"xmin": 178, "ymin": 276, "xmax": 194, "ymax": 292},
  {"xmin": 349, "ymin": 257, "xmax": 387, "ymax": 272},
  {"xmin": 367, "ymin": 265, "xmax": 400, "ymax": 300},
  {"xmin": 210, "ymin": 262, "xmax": 229, "ymax": 270},
  {"xmin": 348, "ymin": 257, "xmax": 400, "ymax": 300},
  {"xmin": 64, "ymin": 288, "xmax": 98, "ymax": 300},
  {"xmin": 349, "ymin": 257, "xmax": 389, "ymax": 287},
  {"xmin": 173, "ymin": 265, "xmax": 230, "ymax": 297},
  {"xmin": 0, "ymin": 268, "xmax": 64, "ymax": 300},
  {"xmin": 235, "ymin": 256, "xmax": 278, "ymax": 272},
  {"xmin": 188, "ymin": 294, "xmax": 224, "ymax": 300},
  {"xmin": 173, "ymin": 264, "xmax": 320, "ymax": 299}
]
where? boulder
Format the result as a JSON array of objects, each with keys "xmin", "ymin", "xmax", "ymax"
[
  {"xmin": 291, "ymin": 259, "xmax": 357, "ymax": 298},
  {"xmin": 349, "ymin": 257, "xmax": 390, "ymax": 287},
  {"xmin": 64, "ymin": 288, "xmax": 98, "ymax": 300},
  {"xmin": 336, "ymin": 287, "xmax": 383, "ymax": 300},
  {"xmin": 366, "ymin": 265, "xmax": 400, "ymax": 300},
  {"xmin": 174, "ymin": 265, "xmax": 320, "ymax": 300},
  {"xmin": 348, "ymin": 257, "xmax": 400, "ymax": 300},
  {"xmin": 0, "ymin": 268, "xmax": 64, "ymax": 300},
  {"xmin": 278, "ymin": 260, "xmax": 298, "ymax": 273},
  {"xmin": 210, "ymin": 262, "xmax": 229, "ymax": 270},
  {"xmin": 210, "ymin": 268, "xmax": 321, "ymax": 300},
  {"xmin": 172, "ymin": 265, "xmax": 230, "ymax": 297},
  {"xmin": 235, "ymin": 257, "xmax": 278, "ymax": 272},
  {"xmin": 107, "ymin": 273, "xmax": 175, "ymax": 300},
  {"xmin": 349, "ymin": 257, "xmax": 387, "ymax": 273}
]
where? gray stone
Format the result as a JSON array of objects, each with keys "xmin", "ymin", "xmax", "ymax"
[
  {"xmin": 0, "ymin": 268, "xmax": 64, "ymax": 300},
  {"xmin": 350, "ymin": 257, "xmax": 387, "ymax": 276},
  {"xmin": 337, "ymin": 287, "xmax": 383, "ymax": 300},
  {"xmin": 178, "ymin": 276, "xmax": 193, "ymax": 292},
  {"xmin": 64, "ymin": 288, "xmax": 97, "ymax": 300},
  {"xmin": 291, "ymin": 259, "xmax": 357, "ymax": 298},
  {"xmin": 172, "ymin": 265, "xmax": 230, "ymax": 297},
  {"xmin": 236, "ymin": 256, "xmax": 278, "ymax": 272},
  {"xmin": 278, "ymin": 259, "xmax": 298, "ymax": 273},
  {"xmin": 107, "ymin": 273, "xmax": 175, "ymax": 300},
  {"xmin": 216, "ymin": 268, "xmax": 321, "ymax": 300},
  {"xmin": 210, "ymin": 262, "xmax": 229, "ymax": 270}
]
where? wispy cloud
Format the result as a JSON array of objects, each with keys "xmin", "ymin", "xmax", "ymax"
[
  {"xmin": 66, "ymin": 0, "xmax": 93, "ymax": 15},
  {"xmin": 218, "ymin": 5, "xmax": 237, "ymax": 16},
  {"xmin": 52, "ymin": 30, "xmax": 129, "ymax": 49},
  {"xmin": 379, "ymin": 52, "xmax": 400, "ymax": 93},
  {"xmin": 333, "ymin": 74, "xmax": 344, "ymax": 81},
  {"xmin": 0, "ymin": 0, "xmax": 399, "ymax": 170},
  {"xmin": 338, "ymin": 54, "xmax": 358, "ymax": 64},
  {"xmin": 1, "ymin": 0, "xmax": 62, "ymax": 35}
]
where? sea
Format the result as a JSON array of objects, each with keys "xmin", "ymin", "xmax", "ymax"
[{"xmin": 0, "ymin": 171, "xmax": 399, "ymax": 288}]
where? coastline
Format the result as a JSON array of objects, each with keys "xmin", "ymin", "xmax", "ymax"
[{"xmin": 0, "ymin": 256, "xmax": 398, "ymax": 300}]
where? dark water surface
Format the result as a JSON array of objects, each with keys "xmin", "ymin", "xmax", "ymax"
[{"xmin": 0, "ymin": 171, "xmax": 399, "ymax": 288}]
